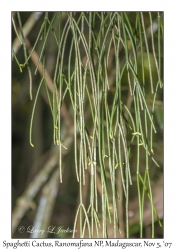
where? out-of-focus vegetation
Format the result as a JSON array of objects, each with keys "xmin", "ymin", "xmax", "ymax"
[{"xmin": 12, "ymin": 12, "xmax": 163, "ymax": 238}]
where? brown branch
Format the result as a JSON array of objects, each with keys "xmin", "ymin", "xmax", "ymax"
[
  {"xmin": 12, "ymin": 132, "xmax": 74, "ymax": 235},
  {"xmin": 12, "ymin": 148, "xmax": 59, "ymax": 235},
  {"xmin": 12, "ymin": 12, "xmax": 43, "ymax": 56},
  {"xmin": 30, "ymin": 168, "xmax": 61, "ymax": 238}
]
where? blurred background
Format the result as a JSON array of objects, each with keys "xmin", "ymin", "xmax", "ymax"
[{"xmin": 12, "ymin": 12, "xmax": 163, "ymax": 238}]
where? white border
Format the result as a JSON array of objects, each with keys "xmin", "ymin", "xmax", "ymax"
[{"xmin": 1, "ymin": 0, "xmax": 175, "ymax": 248}]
